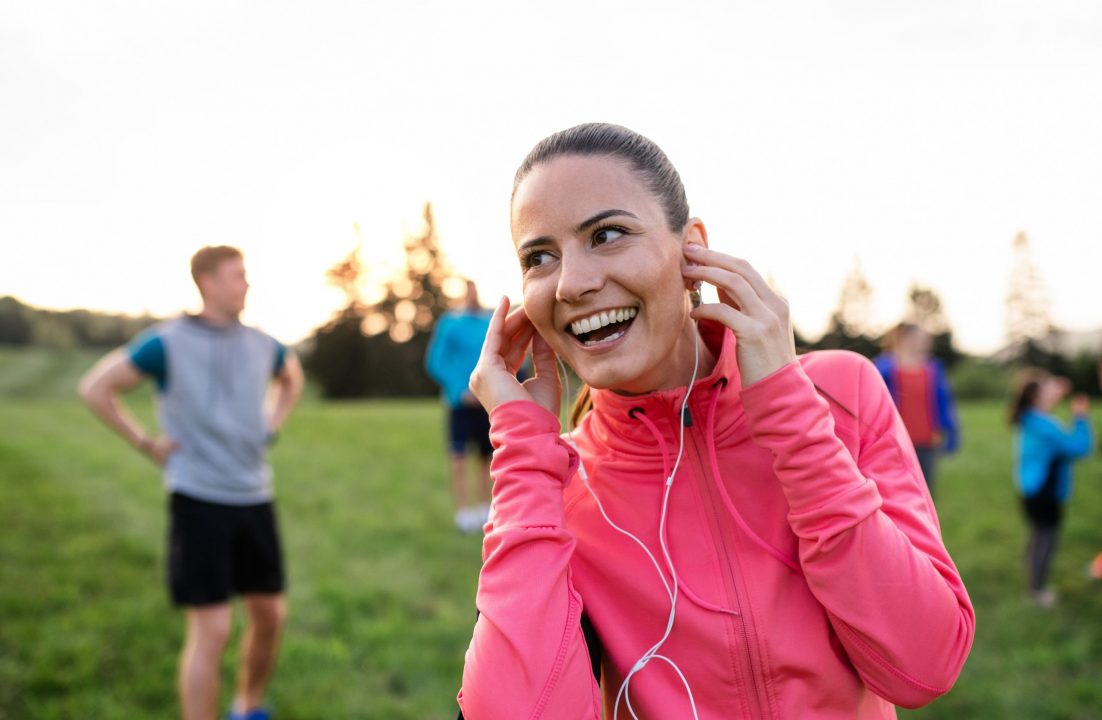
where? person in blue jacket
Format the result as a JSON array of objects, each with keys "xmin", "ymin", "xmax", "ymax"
[
  {"xmin": 425, "ymin": 280, "xmax": 494, "ymax": 533},
  {"xmin": 1009, "ymin": 369, "xmax": 1093, "ymax": 607},
  {"xmin": 874, "ymin": 323, "xmax": 960, "ymax": 497}
]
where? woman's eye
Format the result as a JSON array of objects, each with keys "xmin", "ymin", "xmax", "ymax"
[
  {"xmin": 593, "ymin": 227, "xmax": 624, "ymax": 245},
  {"xmin": 524, "ymin": 250, "xmax": 553, "ymax": 269}
]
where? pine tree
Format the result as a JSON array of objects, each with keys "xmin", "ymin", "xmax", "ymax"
[
  {"xmin": 1005, "ymin": 231, "xmax": 1053, "ymax": 346},
  {"xmin": 305, "ymin": 203, "xmax": 465, "ymax": 398},
  {"xmin": 362, "ymin": 203, "xmax": 459, "ymax": 344},
  {"xmin": 835, "ymin": 258, "xmax": 874, "ymax": 338},
  {"xmin": 905, "ymin": 283, "xmax": 962, "ymax": 368},
  {"xmin": 814, "ymin": 259, "xmax": 879, "ymax": 357}
]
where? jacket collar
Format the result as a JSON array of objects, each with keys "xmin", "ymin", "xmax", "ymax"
[{"xmin": 582, "ymin": 320, "xmax": 747, "ymax": 449}]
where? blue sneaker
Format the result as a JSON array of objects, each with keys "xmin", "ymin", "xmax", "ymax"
[{"xmin": 228, "ymin": 708, "xmax": 271, "ymax": 720}]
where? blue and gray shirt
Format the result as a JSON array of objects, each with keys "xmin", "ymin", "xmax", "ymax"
[{"xmin": 128, "ymin": 315, "xmax": 287, "ymax": 505}]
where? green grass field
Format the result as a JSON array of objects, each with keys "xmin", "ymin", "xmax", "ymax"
[{"xmin": 2, "ymin": 347, "xmax": 1101, "ymax": 719}]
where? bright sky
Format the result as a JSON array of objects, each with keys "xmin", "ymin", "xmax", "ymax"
[{"xmin": 2, "ymin": 0, "xmax": 1100, "ymax": 354}]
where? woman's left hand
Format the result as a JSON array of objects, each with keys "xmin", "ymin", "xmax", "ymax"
[{"xmin": 682, "ymin": 244, "xmax": 796, "ymax": 388}]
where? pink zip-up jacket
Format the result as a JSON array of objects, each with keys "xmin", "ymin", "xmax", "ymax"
[{"xmin": 458, "ymin": 322, "xmax": 974, "ymax": 719}]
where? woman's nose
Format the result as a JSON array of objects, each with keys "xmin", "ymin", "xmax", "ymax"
[{"xmin": 555, "ymin": 251, "xmax": 604, "ymax": 303}]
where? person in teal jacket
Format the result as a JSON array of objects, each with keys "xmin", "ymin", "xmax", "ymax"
[
  {"xmin": 1010, "ymin": 369, "xmax": 1093, "ymax": 607},
  {"xmin": 425, "ymin": 280, "xmax": 494, "ymax": 533}
]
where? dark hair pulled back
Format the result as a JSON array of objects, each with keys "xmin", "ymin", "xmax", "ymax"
[
  {"xmin": 513, "ymin": 123, "xmax": 689, "ymax": 232},
  {"xmin": 1010, "ymin": 369, "xmax": 1048, "ymax": 426},
  {"xmin": 513, "ymin": 123, "xmax": 690, "ymax": 427}
]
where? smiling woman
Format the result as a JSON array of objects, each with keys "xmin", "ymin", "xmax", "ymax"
[{"xmin": 457, "ymin": 123, "xmax": 975, "ymax": 720}]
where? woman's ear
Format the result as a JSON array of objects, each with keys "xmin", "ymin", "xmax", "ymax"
[
  {"xmin": 682, "ymin": 218, "xmax": 708, "ymax": 294},
  {"xmin": 682, "ymin": 217, "xmax": 708, "ymax": 252}
]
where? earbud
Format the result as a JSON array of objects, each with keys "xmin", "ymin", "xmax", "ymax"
[{"xmin": 689, "ymin": 283, "xmax": 702, "ymax": 309}]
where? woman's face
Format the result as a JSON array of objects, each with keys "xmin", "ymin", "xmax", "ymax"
[
  {"xmin": 1037, "ymin": 376, "xmax": 1070, "ymax": 410},
  {"xmin": 511, "ymin": 154, "xmax": 702, "ymax": 394}
]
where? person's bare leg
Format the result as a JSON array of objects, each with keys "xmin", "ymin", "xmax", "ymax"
[
  {"xmin": 477, "ymin": 456, "xmax": 492, "ymax": 506},
  {"xmin": 180, "ymin": 604, "xmax": 233, "ymax": 720},
  {"xmin": 450, "ymin": 454, "xmax": 469, "ymax": 511},
  {"xmin": 232, "ymin": 593, "xmax": 287, "ymax": 715}
]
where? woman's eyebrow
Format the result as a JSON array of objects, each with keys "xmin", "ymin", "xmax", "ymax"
[
  {"xmin": 517, "ymin": 236, "xmax": 552, "ymax": 253},
  {"xmin": 517, "ymin": 209, "xmax": 640, "ymax": 252},
  {"xmin": 576, "ymin": 209, "xmax": 639, "ymax": 233}
]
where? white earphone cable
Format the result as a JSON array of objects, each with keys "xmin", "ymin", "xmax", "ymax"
[{"xmin": 558, "ymin": 325, "xmax": 701, "ymax": 720}]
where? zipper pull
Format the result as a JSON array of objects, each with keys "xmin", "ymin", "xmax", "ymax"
[{"xmin": 682, "ymin": 406, "xmax": 693, "ymax": 427}]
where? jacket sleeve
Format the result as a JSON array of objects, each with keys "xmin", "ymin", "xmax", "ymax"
[
  {"xmin": 932, "ymin": 360, "xmax": 960, "ymax": 453},
  {"xmin": 457, "ymin": 401, "xmax": 602, "ymax": 720},
  {"xmin": 740, "ymin": 357, "xmax": 975, "ymax": 709},
  {"xmin": 1027, "ymin": 414, "xmax": 1093, "ymax": 459}
]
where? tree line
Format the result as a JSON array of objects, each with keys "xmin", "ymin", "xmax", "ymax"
[
  {"xmin": 4, "ymin": 223, "xmax": 1097, "ymax": 400},
  {"xmin": 0, "ymin": 296, "xmax": 156, "ymax": 349}
]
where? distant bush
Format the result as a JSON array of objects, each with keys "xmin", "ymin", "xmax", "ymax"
[
  {"xmin": 0, "ymin": 296, "xmax": 156, "ymax": 349},
  {"xmin": 950, "ymin": 359, "xmax": 1014, "ymax": 401}
]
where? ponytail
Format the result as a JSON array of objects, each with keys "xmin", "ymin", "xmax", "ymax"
[
  {"xmin": 1010, "ymin": 369, "xmax": 1046, "ymax": 426},
  {"xmin": 570, "ymin": 384, "xmax": 593, "ymax": 430}
]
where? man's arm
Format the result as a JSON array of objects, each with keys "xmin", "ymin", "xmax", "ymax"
[
  {"xmin": 267, "ymin": 352, "xmax": 304, "ymax": 436},
  {"xmin": 77, "ymin": 349, "xmax": 178, "ymax": 465}
]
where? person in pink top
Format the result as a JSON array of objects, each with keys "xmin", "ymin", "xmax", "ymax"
[{"xmin": 457, "ymin": 123, "xmax": 974, "ymax": 719}]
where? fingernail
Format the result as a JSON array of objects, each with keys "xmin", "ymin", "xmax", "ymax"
[{"xmin": 684, "ymin": 244, "xmax": 701, "ymax": 253}]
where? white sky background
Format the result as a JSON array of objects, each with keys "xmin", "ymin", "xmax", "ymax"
[{"xmin": 1, "ymin": 0, "xmax": 1100, "ymax": 354}]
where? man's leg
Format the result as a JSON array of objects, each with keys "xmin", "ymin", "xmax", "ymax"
[
  {"xmin": 180, "ymin": 603, "xmax": 233, "ymax": 720},
  {"xmin": 232, "ymin": 593, "xmax": 287, "ymax": 715},
  {"xmin": 447, "ymin": 406, "xmax": 477, "ymax": 531}
]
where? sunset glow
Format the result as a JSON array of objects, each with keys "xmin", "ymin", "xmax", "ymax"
[{"xmin": 3, "ymin": 1, "xmax": 1100, "ymax": 353}]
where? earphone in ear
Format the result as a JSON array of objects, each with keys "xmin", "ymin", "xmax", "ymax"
[{"xmin": 689, "ymin": 282, "xmax": 702, "ymax": 309}]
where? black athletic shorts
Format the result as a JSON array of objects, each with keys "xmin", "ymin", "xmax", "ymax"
[
  {"xmin": 448, "ymin": 405, "xmax": 492, "ymax": 457},
  {"xmin": 168, "ymin": 492, "xmax": 285, "ymax": 606}
]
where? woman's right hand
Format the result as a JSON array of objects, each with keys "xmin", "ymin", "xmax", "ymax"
[{"xmin": 469, "ymin": 296, "xmax": 561, "ymax": 417}]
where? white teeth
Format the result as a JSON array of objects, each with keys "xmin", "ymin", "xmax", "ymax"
[
  {"xmin": 585, "ymin": 329, "xmax": 626, "ymax": 346},
  {"xmin": 569, "ymin": 307, "xmax": 637, "ymax": 336}
]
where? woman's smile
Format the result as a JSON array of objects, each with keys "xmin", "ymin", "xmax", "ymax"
[{"xmin": 565, "ymin": 306, "xmax": 638, "ymax": 347}]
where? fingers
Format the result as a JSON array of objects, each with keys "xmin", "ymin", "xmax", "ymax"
[
  {"xmin": 500, "ymin": 303, "xmax": 533, "ymax": 339},
  {"xmin": 503, "ymin": 324, "xmax": 535, "ymax": 374},
  {"xmin": 684, "ymin": 245, "xmax": 769, "ymax": 294},
  {"xmin": 689, "ymin": 301, "xmax": 750, "ymax": 334},
  {"xmin": 480, "ymin": 298, "xmax": 534, "ymax": 371},
  {"xmin": 683, "ymin": 264, "xmax": 770, "ymax": 318},
  {"xmin": 500, "ymin": 305, "xmax": 535, "ymax": 372},
  {"xmin": 530, "ymin": 332, "xmax": 559, "ymax": 380},
  {"xmin": 683, "ymin": 245, "xmax": 786, "ymax": 314},
  {"xmin": 479, "ymin": 296, "xmax": 511, "ymax": 359}
]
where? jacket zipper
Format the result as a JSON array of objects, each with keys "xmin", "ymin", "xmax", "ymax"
[{"xmin": 683, "ymin": 406, "xmax": 770, "ymax": 720}]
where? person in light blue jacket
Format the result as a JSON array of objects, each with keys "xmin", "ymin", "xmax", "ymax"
[
  {"xmin": 425, "ymin": 280, "xmax": 494, "ymax": 533},
  {"xmin": 1010, "ymin": 369, "xmax": 1093, "ymax": 607}
]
